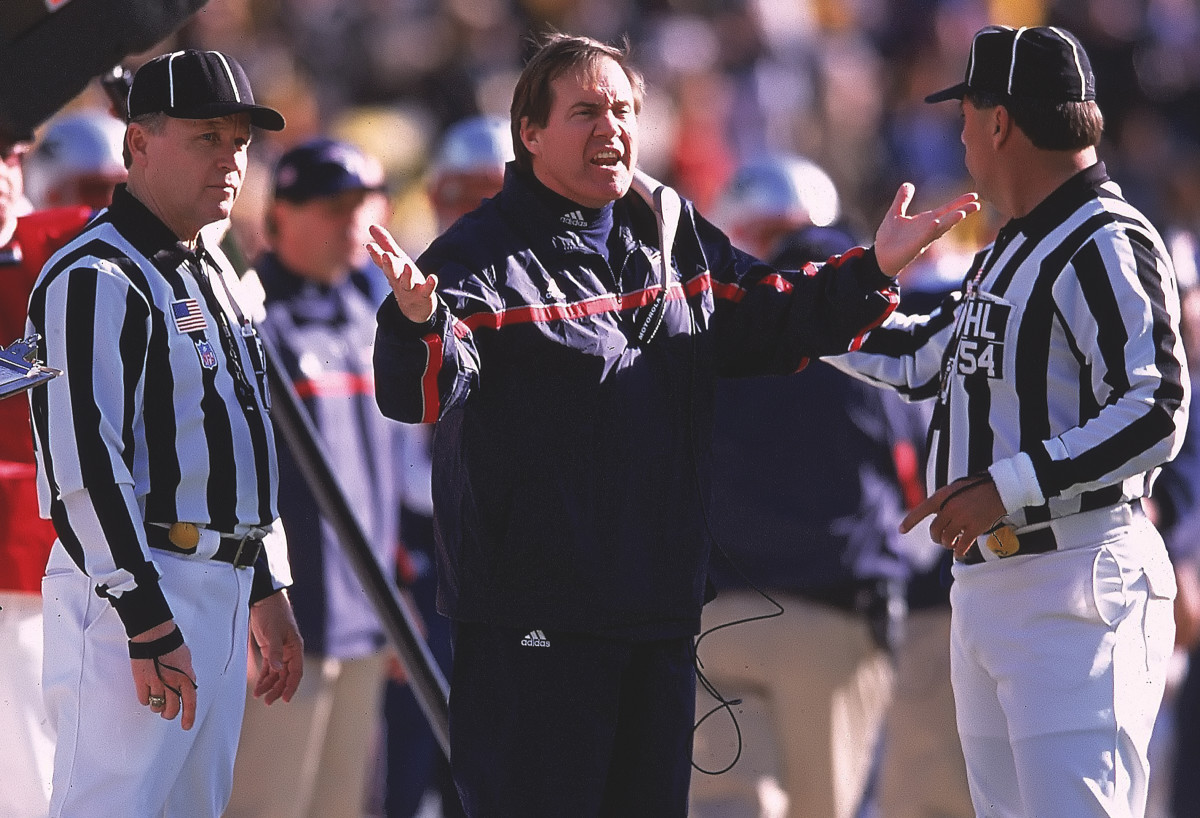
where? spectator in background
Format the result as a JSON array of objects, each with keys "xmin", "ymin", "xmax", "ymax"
[
  {"xmin": 381, "ymin": 114, "xmax": 511, "ymax": 818},
  {"xmin": 1152, "ymin": 225, "xmax": 1200, "ymax": 817},
  {"xmin": 690, "ymin": 154, "xmax": 924, "ymax": 818},
  {"xmin": 0, "ymin": 123, "xmax": 56, "ymax": 818},
  {"xmin": 23, "ymin": 110, "xmax": 127, "ymax": 211},
  {"xmin": 425, "ymin": 115, "xmax": 512, "ymax": 233},
  {"xmin": 0, "ymin": 107, "xmax": 126, "ymax": 818},
  {"xmin": 226, "ymin": 137, "xmax": 397, "ymax": 818}
]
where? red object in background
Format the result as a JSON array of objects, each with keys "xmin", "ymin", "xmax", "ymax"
[{"xmin": 0, "ymin": 205, "xmax": 91, "ymax": 592}]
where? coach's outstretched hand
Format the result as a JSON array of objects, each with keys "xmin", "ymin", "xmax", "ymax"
[
  {"xmin": 874, "ymin": 184, "xmax": 980, "ymax": 277},
  {"xmin": 368, "ymin": 224, "xmax": 438, "ymax": 324}
]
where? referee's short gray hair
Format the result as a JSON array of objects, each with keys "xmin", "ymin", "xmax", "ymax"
[{"xmin": 122, "ymin": 112, "xmax": 167, "ymax": 168}]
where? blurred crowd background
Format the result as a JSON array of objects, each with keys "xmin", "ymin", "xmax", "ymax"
[
  {"xmin": 24, "ymin": 1, "xmax": 1200, "ymax": 816},
  {"xmin": 43, "ymin": 0, "xmax": 1200, "ymax": 269}
]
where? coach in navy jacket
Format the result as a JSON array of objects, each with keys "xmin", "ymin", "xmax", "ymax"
[
  {"xmin": 376, "ymin": 162, "xmax": 901, "ymax": 638},
  {"xmin": 369, "ymin": 32, "xmax": 977, "ymax": 818}
]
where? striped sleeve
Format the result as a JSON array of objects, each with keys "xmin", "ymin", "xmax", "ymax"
[
  {"xmin": 30, "ymin": 259, "xmax": 172, "ymax": 635},
  {"xmin": 1017, "ymin": 220, "xmax": 1188, "ymax": 504},
  {"xmin": 826, "ymin": 291, "xmax": 963, "ymax": 402}
]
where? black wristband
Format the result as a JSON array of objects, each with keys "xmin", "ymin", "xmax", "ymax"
[
  {"xmin": 128, "ymin": 626, "xmax": 184, "ymax": 659},
  {"xmin": 939, "ymin": 473, "xmax": 993, "ymax": 512}
]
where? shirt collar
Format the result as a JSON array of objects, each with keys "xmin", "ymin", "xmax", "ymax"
[
  {"xmin": 499, "ymin": 164, "xmax": 621, "ymax": 255},
  {"xmin": 1007, "ymin": 161, "xmax": 1110, "ymax": 238},
  {"xmin": 106, "ymin": 183, "xmax": 207, "ymax": 273}
]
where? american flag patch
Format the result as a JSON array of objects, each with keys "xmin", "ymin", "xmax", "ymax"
[{"xmin": 171, "ymin": 299, "xmax": 208, "ymax": 334}]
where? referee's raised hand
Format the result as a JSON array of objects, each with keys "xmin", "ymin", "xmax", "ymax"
[{"xmin": 874, "ymin": 183, "xmax": 980, "ymax": 278}]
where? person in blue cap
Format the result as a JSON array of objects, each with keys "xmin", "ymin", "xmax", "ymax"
[{"xmin": 224, "ymin": 137, "xmax": 400, "ymax": 818}]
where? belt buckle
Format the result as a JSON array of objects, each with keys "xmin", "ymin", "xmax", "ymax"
[
  {"xmin": 234, "ymin": 527, "xmax": 267, "ymax": 566},
  {"xmin": 987, "ymin": 525, "xmax": 1021, "ymax": 558},
  {"xmin": 167, "ymin": 522, "xmax": 201, "ymax": 553}
]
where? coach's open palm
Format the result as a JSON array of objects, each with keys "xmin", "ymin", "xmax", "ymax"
[
  {"xmin": 874, "ymin": 184, "xmax": 980, "ymax": 277},
  {"xmin": 367, "ymin": 224, "xmax": 438, "ymax": 324}
]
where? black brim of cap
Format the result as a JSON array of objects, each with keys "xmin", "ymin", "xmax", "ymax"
[
  {"xmin": 277, "ymin": 183, "xmax": 390, "ymax": 204},
  {"xmin": 924, "ymin": 82, "xmax": 968, "ymax": 103},
  {"xmin": 166, "ymin": 101, "xmax": 285, "ymax": 131}
]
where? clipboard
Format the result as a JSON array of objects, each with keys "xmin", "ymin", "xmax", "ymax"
[{"xmin": 0, "ymin": 336, "xmax": 59, "ymax": 401}]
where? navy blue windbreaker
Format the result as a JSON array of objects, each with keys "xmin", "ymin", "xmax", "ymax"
[{"xmin": 373, "ymin": 165, "xmax": 898, "ymax": 638}]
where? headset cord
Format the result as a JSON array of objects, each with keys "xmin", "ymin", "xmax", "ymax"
[{"xmin": 683, "ymin": 300, "xmax": 787, "ymax": 776}]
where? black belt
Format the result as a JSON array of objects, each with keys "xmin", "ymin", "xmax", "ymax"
[
  {"xmin": 145, "ymin": 525, "xmax": 264, "ymax": 568},
  {"xmin": 960, "ymin": 525, "xmax": 1056, "ymax": 565},
  {"xmin": 960, "ymin": 500, "xmax": 1144, "ymax": 565}
]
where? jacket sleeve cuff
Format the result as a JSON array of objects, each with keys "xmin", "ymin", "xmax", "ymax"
[
  {"xmin": 988, "ymin": 453, "xmax": 1046, "ymax": 514},
  {"xmin": 855, "ymin": 247, "xmax": 893, "ymax": 291},
  {"xmin": 377, "ymin": 294, "xmax": 441, "ymax": 340},
  {"xmin": 251, "ymin": 520, "xmax": 292, "ymax": 605},
  {"xmin": 106, "ymin": 567, "xmax": 174, "ymax": 638}
]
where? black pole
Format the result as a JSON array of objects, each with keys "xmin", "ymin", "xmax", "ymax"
[{"xmin": 261, "ymin": 335, "xmax": 451, "ymax": 756}]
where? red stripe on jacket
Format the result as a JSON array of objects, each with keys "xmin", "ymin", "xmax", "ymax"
[
  {"xmin": 427, "ymin": 258, "xmax": 889, "ymax": 411},
  {"xmin": 420, "ymin": 332, "xmax": 445, "ymax": 424},
  {"xmin": 292, "ymin": 372, "xmax": 376, "ymax": 398}
]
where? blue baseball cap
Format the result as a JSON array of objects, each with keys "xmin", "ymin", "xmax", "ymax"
[{"xmin": 272, "ymin": 138, "xmax": 387, "ymax": 203}]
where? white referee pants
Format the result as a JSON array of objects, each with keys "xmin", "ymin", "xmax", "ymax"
[
  {"xmin": 950, "ymin": 515, "xmax": 1176, "ymax": 818},
  {"xmin": 42, "ymin": 541, "xmax": 254, "ymax": 818},
  {"xmin": 0, "ymin": 590, "xmax": 54, "ymax": 817}
]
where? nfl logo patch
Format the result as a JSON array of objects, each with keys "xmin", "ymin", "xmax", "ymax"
[{"xmin": 195, "ymin": 338, "xmax": 218, "ymax": 370}]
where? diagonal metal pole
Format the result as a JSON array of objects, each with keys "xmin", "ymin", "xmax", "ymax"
[{"xmin": 260, "ymin": 333, "xmax": 450, "ymax": 756}]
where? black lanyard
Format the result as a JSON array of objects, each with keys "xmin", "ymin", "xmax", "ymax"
[{"xmin": 187, "ymin": 249, "xmax": 262, "ymax": 413}]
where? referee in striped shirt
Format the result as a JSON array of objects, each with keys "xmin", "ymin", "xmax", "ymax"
[
  {"xmin": 26, "ymin": 50, "xmax": 303, "ymax": 818},
  {"xmin": 832, "ymin": 26, "xmax": 1187, "ymax": 818}
]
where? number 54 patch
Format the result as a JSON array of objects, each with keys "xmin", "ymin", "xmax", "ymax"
[{"xmin": 954, "ymin": 296, "xmax": 1011, "ymax": 379}]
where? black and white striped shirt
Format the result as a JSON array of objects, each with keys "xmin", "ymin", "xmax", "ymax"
[
  {"xmin": 27, "ymin": 184, "xmax": 285, "ymax": 635},
  {"xmin": 833, "ymin": 163, "xmax": 1189, "ymax": 529}
]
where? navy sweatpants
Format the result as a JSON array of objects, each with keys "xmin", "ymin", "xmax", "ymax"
[{"xmin": 449, "ymin": 623, "xmax": 697, "ymax": 817}]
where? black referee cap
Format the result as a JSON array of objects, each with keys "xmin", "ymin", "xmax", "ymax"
[
  {"xmin": 126, "ymin": 49, "xmax": 285, "ymax": 131},
  {"xmin": 925, "ymin": 25, "xmax": 1095, "ymax": 104}
]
